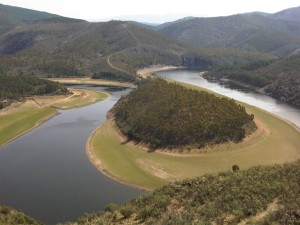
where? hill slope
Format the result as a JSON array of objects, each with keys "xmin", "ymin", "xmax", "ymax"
[
  {"xmin": 205, "ymin": 56, "xmax": 300, "ymax": 107},
  {"xmin": 65, "ymin": 160, "xmax": 300, "ymax": 225},
  {"xmin": 0, "ymin": 17, "xmax": 274, "ymax": 82},
  {"xmin": 0, "ymin": 205, "xmax": 42, "ymax": 225},
  {"xmin": 272, "ymin": 6, "xmax": 300, "ymax": 23},
  {"xmin": 0, "ymin": 4, "xmax": 60, "ymax": 35},
  {"xmin": 157, "ymin": 13, "xmax": 300, "ymax": 57}
]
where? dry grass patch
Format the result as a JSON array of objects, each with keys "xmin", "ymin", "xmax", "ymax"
[
  {"xmin": 48, "ymin": 77, "xmax": 135, "ymax": 88},
  {"xmin": 0, "ymin": 89, "xmax": 109, "ymax": 147}
]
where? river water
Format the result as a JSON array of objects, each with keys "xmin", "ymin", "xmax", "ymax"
[
  {"xmin": 0, "ymin": 85, "xmax": 141, "ymax": 225},
  {"xmin": 157, "ymin": 69, "xmax": 300, "ymax": 128},
  {"xmin": 1, "ymin": 70, "xmax": 300, "ymax": 224}
]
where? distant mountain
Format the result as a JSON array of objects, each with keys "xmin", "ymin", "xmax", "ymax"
[
  {"xmin": 0, "ymin": 4, "xmax": 60, "ymax": 35},
  {"xmin": 0, "ymin": 19, "xmax": 191, "ymax": 81},
  {"xmin": 157, "ymin": 12, "xmax": 300, "ymax": 57},
  {"xmin": 0, "ymin": 13, "xmax": 274, "ymax": 81},
  {"xmin": 272, "ymin": 6, "xmax": 300, "ymax": 23}
]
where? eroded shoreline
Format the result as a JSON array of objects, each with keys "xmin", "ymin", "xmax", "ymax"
[
  {"xmin": 85, "ymin": 66, "xmax": 300, "ymax": 190},
  {"xmin": 0, "ymin": 88, "xmax": 109, "ymax": 148}
]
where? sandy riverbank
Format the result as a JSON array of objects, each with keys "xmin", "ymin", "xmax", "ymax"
[
  {"xmin": 48, "ymin": 77, "xmax": 136, "ymax": 88},
  {"xmin": 137, "ymin": 65, "xmax": 179, "ymax": 78},
  {"xmin": 85, "ymin": 73, "xmax": 300, "ymax": 190},
  {"xmin": 0, "ymin": 89, "xmax": 109, "ymax": 148},
  {"xmin": 86, "ymin": 125, "xmax": 151, "ymax": 191}
]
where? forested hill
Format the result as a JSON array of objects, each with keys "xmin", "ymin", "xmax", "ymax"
[
  {"xmin": 205, "ymin": 56, "xmax": 300, "ymax": 107},
  {"xmin": 157, "ymin": 12, "xmax": 300, "ymax": 57},
  {"xmin": 271, "ymin": 6, "xmax": 300, "ymax": 23},
  {"xmin": 113, "ymin": 78, "xmax": 255, "ymax": 148},
  {"xmin": 0, "ymin": 72, "xmax": 68, "ymax": 109},
  {"xmin": 0, "ymin": 4, "xmax": 274, "ymax": 83},
  {"xmin": 0, "ymin": 4, "xmax": 60, "ymax": 35}
]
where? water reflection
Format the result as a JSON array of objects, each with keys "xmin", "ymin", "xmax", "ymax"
[
  {"xmin": 157, "ymin": 69, "xmax": 300, "ymax": 128},
  {"xmin": 0, "ymin": 85, "xmax": 140, "ymax": 225}
]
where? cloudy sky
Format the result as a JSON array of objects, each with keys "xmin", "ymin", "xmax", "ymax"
[{"xmin": 1, "ymin": 0, "xmax": 300, "ymax": 23}]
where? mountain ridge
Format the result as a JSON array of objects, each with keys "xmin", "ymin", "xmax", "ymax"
[
  {"xmin": 157, "ymin": 12, "xmax": 300, "ymax": 57},
  {"xmin": 0, "ymin": 3, "xmax": 61, "ymax": 35},
  {"xmin": 271, "ymin": 5, "xmax": 300, "ymax": 22}
]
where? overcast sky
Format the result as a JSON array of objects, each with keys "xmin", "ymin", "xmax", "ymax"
[{"xmin": 1, "ymin": 0, "xmax": 300, "ymax": 23}]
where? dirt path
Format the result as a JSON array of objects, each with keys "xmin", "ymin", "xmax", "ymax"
[
  {"xmin": 238, "ymin": 199, "xmax": 279, "ymax": 225},
  {"xmin": 106, "ymin": 24, "xmax": 142, "ymax": 75}
]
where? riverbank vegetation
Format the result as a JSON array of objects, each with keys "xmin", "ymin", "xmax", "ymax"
[
  {"xmin": 88, "ymin": 82, "xmax": 300, "ymax": 190},
  {"xmin": 205, "ymin": 56, "xmax": 300, "ymax": 107},
  {"xmin": 113, "ymin": 78, "xmax": 255, "ymax": 149},
  {"xmin": 0, "ymin": 72, "xmax": 68, "ymax": 109},
  {"xmin": 66, "ymin": 160, "xmax": 300, "ymax": 225},
  {"xmin": 92, "ymin": 71, "xmax": 139, "ymax": 83}
]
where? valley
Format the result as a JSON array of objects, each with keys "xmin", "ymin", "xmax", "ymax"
[{"xmin": 0, "ymin": 2, "xmax": 300, "ymax": 225}]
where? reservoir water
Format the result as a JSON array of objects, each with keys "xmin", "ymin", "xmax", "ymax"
[
  {"xmin": 1, "ymin": 70, "xmax": 300, "ymax": 224},
  {"xmin": 157, "ymin": 69, "xmax": 300, "ymax": 128},
  {"xmin": 0, "ymin": 85, "xmax": 141, "ymax": 224}
]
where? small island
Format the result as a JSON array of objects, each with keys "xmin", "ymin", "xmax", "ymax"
[{"xmin": 112, "ymin": 78, "xmax": 256, "ymax": 149}]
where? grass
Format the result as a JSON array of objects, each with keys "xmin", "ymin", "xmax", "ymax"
[
  {"xmin": 51, "ymin": 89, "xmax": 109, "ymax": 109},
  {"xmin": 89, "ymin": 82, "xmax": 300, "ymax": 190},
  {"xmin": 0, "ymin": 89, "xmax": 109, "ymax": 148},
  {"xmin": 0, "ymin": 102, "xmax": 56, "ymax": 148}
]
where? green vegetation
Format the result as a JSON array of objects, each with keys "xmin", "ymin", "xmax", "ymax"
[
  {"xmin": 88, "ymin": 82, "xmax": 300, "ymax": 190},
  {"xmin": 0, "ymin": 205, "xmax": 42, "ymax": 225},
  {"xmin": 157, "ymin": 13, "xmax": 300, "ymax": 57},
  {"xmin": 0, "ymin": 16, "xmax": 274, "ymax": 83},
  {"xmin": 113, "ymin": 78, "xmax": 255, "ymax": 148},
  {"xmin": 92, "ymin": 71, "xmax": 139, "ymax": 83},
  {"xmin": 0, "ymin": 72, "xmax": 68, "ymax": 108},
  {"xmin": 0, "ymin": 103, "xmax": 56, "ymax": 147},
  {"xmin": 205, "ymin": 56, "xmax": 300, "ymax": 107},
  {"xmin": 0, "ymin": 3, "xmax": 60, "ymax": 35},
  {"xmin": 67, "ymin": 161, "xmax": 300, "ymax": 225}
]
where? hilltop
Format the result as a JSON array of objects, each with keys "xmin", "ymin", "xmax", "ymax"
[
  {"xmin": 113, "ymin": 78, "xmax": 255, "ymax": 148},
  {"xmin": 271, "ymin": 6, "xmax": 300, "ymax": 23},
  {"xmin": 0, "ymin": 4, "xmax": 60, "ymax": 35}
]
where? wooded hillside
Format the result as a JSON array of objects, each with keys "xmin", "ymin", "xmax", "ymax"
[
  {"xmin": 66, "ymin": 160, "xmax": 300, "ymax": 225},
  {"xmin": 113, "ymin": 78, "xmax": 255, "ymax": 148},
  {"xmin": 0, "ymin": 72, "xmax": 68, "ymax": 108}
]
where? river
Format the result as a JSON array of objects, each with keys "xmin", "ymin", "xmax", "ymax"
[
  {"xmin": 0, "ymin": 85, "xmax": 141, "ymax": 225},
  {"xmin": 1, "ymin": 70, "xmax": 300, "ymax": 224},
  {"xmin": 157, "ymin": 69, "xmax": 300, "ymax": 128}
]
